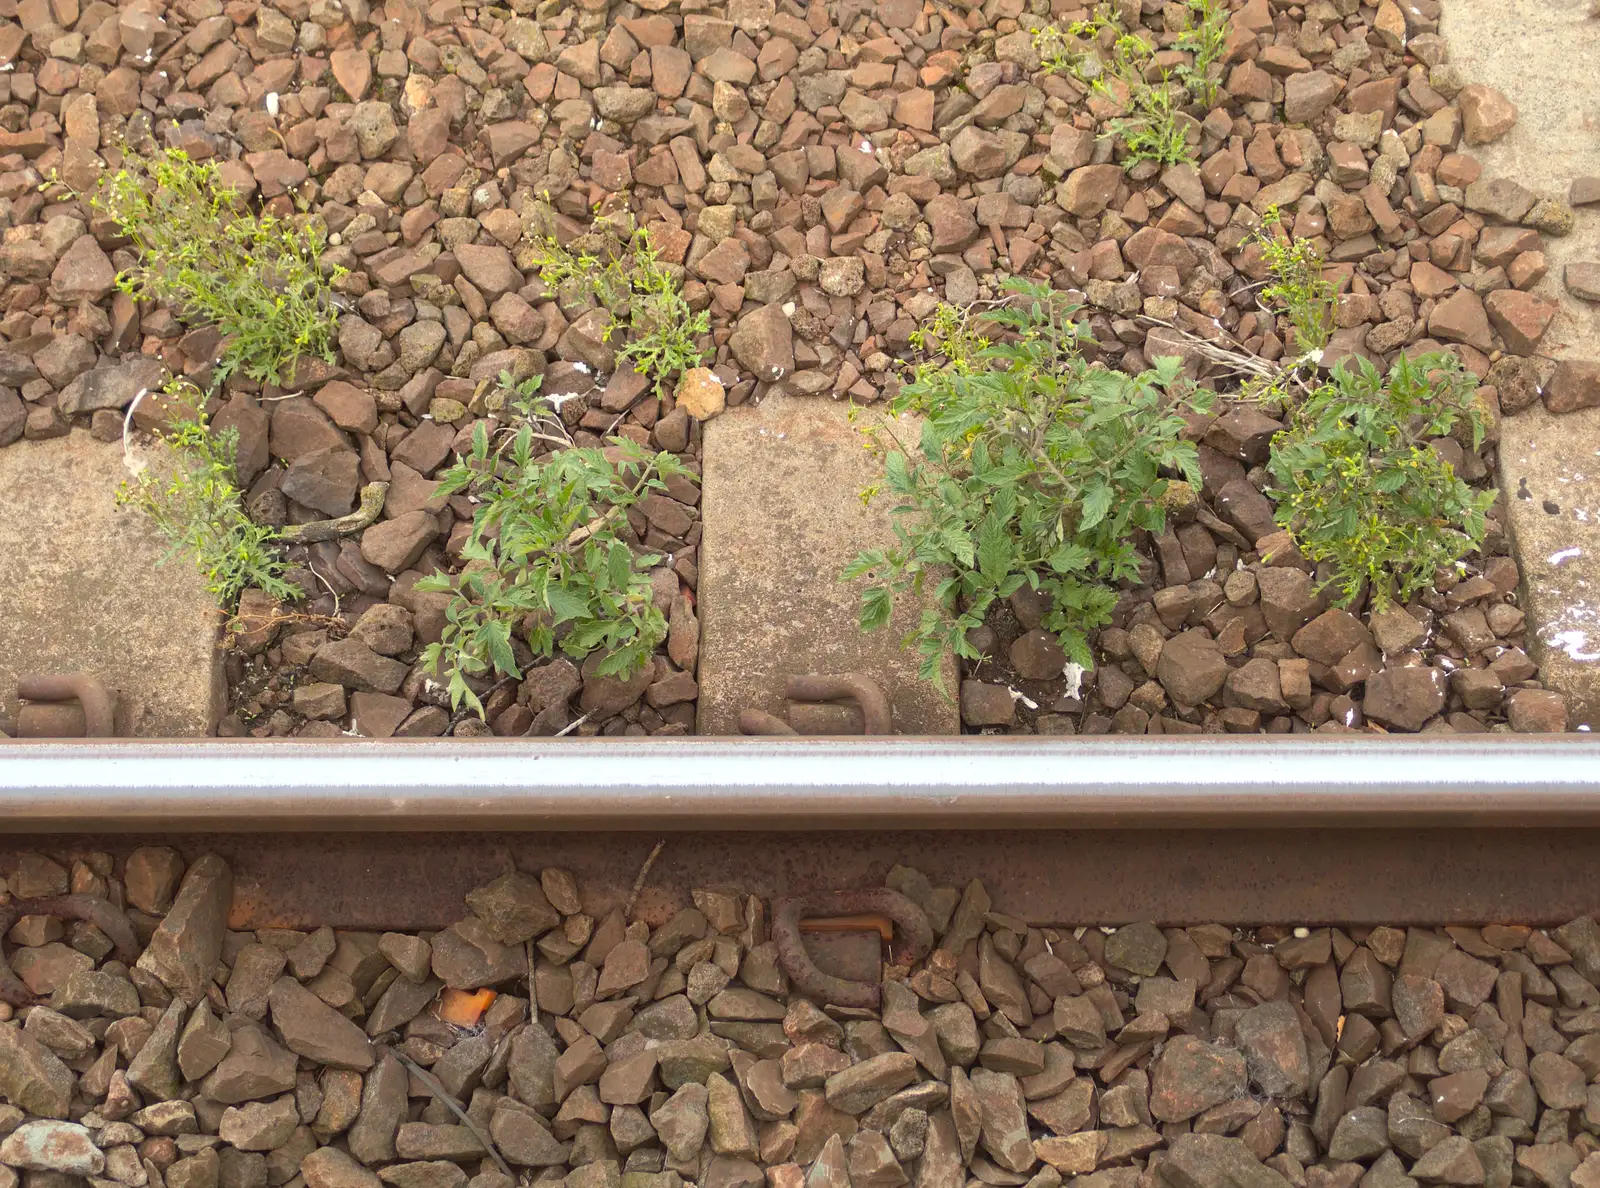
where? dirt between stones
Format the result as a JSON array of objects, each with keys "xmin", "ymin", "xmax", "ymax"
[
  {"xmin": 0, "ymin": 0, "xmax": 1593, "ymax": 737},
  {"xmin": 8, "ymin": 851, "xmax": 1600, "ymax": 1188}
]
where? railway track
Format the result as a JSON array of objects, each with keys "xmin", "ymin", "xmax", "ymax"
[{"xmin": 5, "ymin": 735, "xmax": 1600, "ymax": 924}]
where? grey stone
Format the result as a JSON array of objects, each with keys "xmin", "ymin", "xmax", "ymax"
[
  {"xmin": 0, "ymin": 1122, "xmax": 103, "ymax": 1175},
  {"xmin": 728, "ymin": 304, "xmax": 794, "ymax": 381},
  {"xmin": 1233, "ymin": 1000, "xmax": 1311, "ymax": 1096},
  {"xmin": 1160, "ymin": 1134, "xmax": 1290, "ymax": 1188},
  {"xmin": 268, "ymin": 977, "xmax": 375, "ymax": 1069},
  {"xmin": 0, "ymin": 1027, "xmax": 75, "ymax": 1119},
  {"xmin": 58, "ymin": 356, "xmax": 168, "ymax": 415},
  {"xmin": 136, "ymin": 855, "xmax": 232, "ymax": 1005}
]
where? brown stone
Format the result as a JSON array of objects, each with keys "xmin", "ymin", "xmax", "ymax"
[
  {"xmin": 1508, "ymin": 688, "xmax": 1568, "ymax": 732},
  {"xmin": 1234, "ymin": 1000, "xmax": 1310, "ymax": 1096},
  {"xmin": 1458, "ymin": 85, "xmax": 1517, "ymax": 144},
  {"xmin": 1292, "ymin": 610, "xmax": 1373, "ymax": 667},
  {"xmin": 454, "ymin": 244, "xmax": 521, "ymax": 299},
  {"xmin": 49, "ymin": 235, "xmax": 116, "ymax": 303},
  {"xmin": 360, "ymin": 511, "xmax": 441, "ymax": 574},
  {"xmin": 1567, "ymin": 262, "xmax": 1600, "ymax": 302},
  {"xmin": 728, "ymin": 304, "xmax": 795, "ymax": 382},
  {"xmin": 1363, "ymin": 666, "xmax": 1448, "ymax": 731},
  {"xmin": 1150, "ymin": 1037, "xmax": 1248, "ymax": 1122},
  {"xmin": 1484, "ymin": 290, "xmax": 1558, "ymax": 353},
  {"xmin": 1283, "ymin": 72, "xmax": 1339, "ymax": 122},
  {"xmin": 924, "ymin": 195, "xmax": 978, "ymax": 253},
  {"xmin": 1546, "ymin": 360, "xmax": 1600, "ymax": 413},
  {"xmin": 1157, "ymin": 631, "xmax": 1228, "ymax": 706},
  {"xmin": 330, "ymin": 48, "xmax": 372, "ymax": 101},
  {"xmin": 1464, "ymin": 178, "xmax": 1536, "ymax": 223},
  {"xmin": 1428, "ymin": 290, "xmax": 1494, "ymax": 351},
  {"xmin": 1059, "ymin": 165, "xmax": 1123, "ymax": 217},
  {"xmin": 268, "ymin": 978, "xmax": 375, "ymax": 1069}
]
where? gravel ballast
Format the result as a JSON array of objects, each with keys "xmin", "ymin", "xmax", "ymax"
[{"xmin": 9, "ymin": 852, "xmax": 1600, "ymax": 1188}]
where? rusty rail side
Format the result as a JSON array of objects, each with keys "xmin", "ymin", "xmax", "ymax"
[{"xmin": 5, "ymin": 827, "xmax": 1600, "ymax": 929}]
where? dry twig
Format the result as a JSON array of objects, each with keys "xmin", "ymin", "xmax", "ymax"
[
  {"xmin": 391, "ymin": 1048, "xmax": 515, "ymax": 1179},
  {"xmin": 625, "ymin": 839, "xmax": 666, "ymax": 919}
]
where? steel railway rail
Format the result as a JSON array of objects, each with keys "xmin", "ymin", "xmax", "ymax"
[{"xmin": 3, "ymin": 736, "xmax": 1600, "ymax": 929}]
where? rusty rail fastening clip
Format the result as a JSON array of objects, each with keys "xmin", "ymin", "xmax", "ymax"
[
  {"xmin": 771, "ymin": 888, "xmax": 934, "ymax": 1008},
  {"xmin": 13, "ymin": 673, "xmax": 116, "ymax": 738},
  {"xmin": 738, "ymin": 672, "xmax": 893, "ymax": 736}
]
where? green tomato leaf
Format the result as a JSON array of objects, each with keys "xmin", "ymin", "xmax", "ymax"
[
  {"xmin": 976, "ymin": 513, "xmax": 1011, "ymax": 582},
  {"xmin": 860, "ymin": 585, "xmax": 893, "ymax": 633},
  {"xmin": 1080, "ymin": 480, "xmax": 1113, "ymax": 531},
  {"xmin": 480, "ymin": 619, "xmax": 521, "ymax": 680}
]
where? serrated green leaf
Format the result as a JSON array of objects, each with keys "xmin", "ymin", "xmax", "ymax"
[
  {"xmin": 1080, "ymin": 481, "xmax": 1113, "ymax": 531},
  {"xmin": 885, "ymin": 450, "xmax": 913, "ymax": 494},
  {"xmin": 606, "ymin": 539, "xmax": 633, "ymax": 589},
  {"xmin": 940, "ymin": 522, "xmax": 975, "ymax": 568},
  {"xmin": 480, "ymin": 619, "xmax": 520, "ymax": 679},
  {"xmin": 567, "ymin": 619, "xmax": 614, "ymax": 651},
  {"xmin": 545, "ymin": 583, "xmax": 589, "ymax": 625},
  {"xmin": 976, "ymin": 514, "xmax": 1011, "ymax": 581},
  {"xmin": 860, "ymin": 585, "xmax": 893, "ymax": 633}
]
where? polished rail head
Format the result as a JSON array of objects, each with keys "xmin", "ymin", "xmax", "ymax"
[{"xmin": 2, "ymin": 736, "xmax": 1600, "ymax": 830}]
